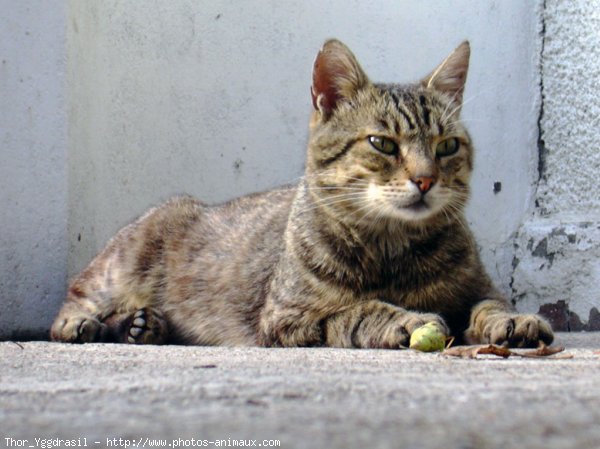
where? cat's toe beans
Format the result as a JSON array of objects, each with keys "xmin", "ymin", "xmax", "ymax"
[
  {"xmin": 129, "ymin": 326, "xmax": 143, "ymax": 337},
  {"xmin": 125, "ymin": 308, "xmax": 167, "ymax": 345},
  {"xmin": 127, "ymin": 311, "xmax": 147, "ymax": 343}
]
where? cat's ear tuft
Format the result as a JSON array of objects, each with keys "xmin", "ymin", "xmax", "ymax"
[
  {"xmin": 311, "ymin": 39, "xmax": 369, "ymax": 118},
  {"xmin": 422, "ymin": 41, "xmax": 470, "ymax": 106}
]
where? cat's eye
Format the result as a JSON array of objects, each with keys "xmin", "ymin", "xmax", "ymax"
[
  {"xmin": 368, "ymin": 136, "xmax": 398, "ymax": 155},
  {"xmin": 435, "ymin": 138, "xmax": 460, "ymax": 157}
]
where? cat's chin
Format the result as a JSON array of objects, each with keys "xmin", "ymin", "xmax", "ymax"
[{"xmin": 390, "ymin": 200, "xmax": 440, "ymax": 223}]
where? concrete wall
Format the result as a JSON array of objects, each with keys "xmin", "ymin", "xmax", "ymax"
[
  {"xmin": 512, "ymin": 0, "xmax": 600, "ymax": 330},
  {"xmin": 2, "ymin": 1, "xmax": 550, "ymax": 338},
  {"xmin": 0, "ymin": 1, "xmax": 68, "ymax": 339},
  {"xmin": 67, "ymin": 0, "xmax": 541, "ymax": 289}
]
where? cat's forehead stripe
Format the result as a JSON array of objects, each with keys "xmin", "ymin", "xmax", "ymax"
[
  {"xmin": 418, "ymin": 95, "xmax": 431, "ymax": 127},
  {"xmin": 383, "ymin": 87, "xmax": 446, "ymax": 136},
  {"xmin": 389, "ymin": 91, "xmax": 416, "ymax": 130}
]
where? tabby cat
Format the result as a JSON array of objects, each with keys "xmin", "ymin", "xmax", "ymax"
[{"xmin": 51, "ymin": 39, "xmax": 554, "ymax": 348}]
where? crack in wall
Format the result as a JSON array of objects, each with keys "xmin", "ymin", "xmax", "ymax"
[
  {"xmin": 536, "ymin": 0, "xmax": 548, "ymax": 185},
  {"xmin": 510, "ymin": 1, "xmax": 549, "ymax": 305}
]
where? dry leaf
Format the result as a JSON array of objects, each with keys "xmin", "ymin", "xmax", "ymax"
[
  {"xmin": 443, "ymin": 344, "xmax": 570, "ymax": 359},
  {"xmin": 518, "ymin": 344, "xmax": 570, "ymax": 358},
  {"xmin": 443, "ymin": 344, "xmax": 511, "ymax": 359}
]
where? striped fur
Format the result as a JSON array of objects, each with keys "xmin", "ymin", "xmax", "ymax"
[{"xmin": 51, "ymin": 40, "xmax": 553, "ymax": 348}]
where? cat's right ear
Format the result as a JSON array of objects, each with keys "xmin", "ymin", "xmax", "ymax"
[{"xmin": 311, "ymin": 39, "xmax": 369, "ymax": 119}]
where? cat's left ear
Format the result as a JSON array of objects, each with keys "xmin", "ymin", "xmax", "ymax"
[
  {"xmin": 311, "ymin": 39, "xmax": 370, "ymax": 119},
  {"xmin": 421, "ymin": 41, "xmax": 470, "ymax": 107}
]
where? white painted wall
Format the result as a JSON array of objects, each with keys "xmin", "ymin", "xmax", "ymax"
[
  {"xmin": 67, "ymin": 0, "xmax": 541, "ymax": 291},
  {"xmin": 0, "ymin": 1, "xmax": 68, "ymax": 339},
  {"xmin": 2, "ymin": 1, "xmax": 545, "ymax": 338}
]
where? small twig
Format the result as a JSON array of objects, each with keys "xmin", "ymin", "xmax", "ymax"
[{"xmin": 10, "ymin": 341, "xmax": 25, "ymax": 350}]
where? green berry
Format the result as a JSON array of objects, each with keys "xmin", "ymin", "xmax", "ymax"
[{"xmin": 409, "ymin": 322, "xmax": 446, "ymax": 352}]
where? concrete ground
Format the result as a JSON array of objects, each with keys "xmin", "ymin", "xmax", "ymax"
[{"xmin": 1, "ymin": 333, "xmax": 599, "ymax": 449}]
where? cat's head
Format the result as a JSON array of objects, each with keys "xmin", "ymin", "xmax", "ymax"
[{"xmin": 306, "ymin": 39, "xmax": 472, "ymax": 229}]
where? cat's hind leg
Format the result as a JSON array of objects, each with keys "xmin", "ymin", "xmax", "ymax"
[
  {"xmin": 51, "ymin": 228, "xmax": 143, "ymax": 343},
  {"xmin": 51, "ymin": 197, "xmax": 203, "ymax": 344}
]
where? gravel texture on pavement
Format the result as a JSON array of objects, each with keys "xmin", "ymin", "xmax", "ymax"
[{"xmin": 1, "ymin": 332, "xmax": 599, "ymax": 449}]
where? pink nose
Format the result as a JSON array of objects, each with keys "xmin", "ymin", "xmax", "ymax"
[{"xmin": 412, "ymin": 176, "xmax": 436, "ymax": 193}]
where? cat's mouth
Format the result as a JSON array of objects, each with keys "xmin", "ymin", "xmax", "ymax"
[
  {"xmin": 402, "ymin": 198, "xmax": 429, "ymax": 213},
  {"xmin": 390, "ymin": 197, "xmax": 438, "ymax": 221}
]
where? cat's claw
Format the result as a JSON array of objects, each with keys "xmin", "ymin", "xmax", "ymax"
[
  {"xmin": 51, "ymin": 315, "xmax": 105, "ymax": 343},
  {"xmin": 484, "ymin": 313, "xmax": 554, "ymax": 348}
]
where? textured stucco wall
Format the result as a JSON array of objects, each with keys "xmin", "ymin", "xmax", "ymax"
[
  {"xmin": 0, "ymin": 1, "xmax": 68, "ymax": 339},
  {"xmin": 512, "ymin": 0, "xmax": 600, "ymax": 330},
  {"xmin": 67, "ymin": 0, "xmax": 541, "ymax": 297},
  {"xmin": 536, "ymin": 1, "xmax": 600, "ymax": 216}
]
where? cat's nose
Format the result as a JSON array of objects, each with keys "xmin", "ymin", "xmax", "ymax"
[{"xmin": 412, "ymin": 176, "xmax": 436, "ymax": 194}]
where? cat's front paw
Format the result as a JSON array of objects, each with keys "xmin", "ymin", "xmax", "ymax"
[
  {"xmin": 481, "ymin": 313, "xmax": 553, "ymax": 348},
  {"xmin": 401, "ymin": 312, "xmax": 449, "ymax": 337},
  {"xmin": 51, "ymin": 314, "xmax": 105, "ymax": 343},
  {"xmin": 382, "ymin": 312, "xmax": 449, "ymax": 348}
]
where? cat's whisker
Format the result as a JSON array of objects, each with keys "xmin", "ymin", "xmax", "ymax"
[
  {"xmin": 447, "ymin": 118, "xmax": 487, "ymax": 124},
  {"xmin": 307, "ymin": 186, "xmax": 366, "ymax": 192},
  {"xmin": 326, "ymin": 197, "xmax": 378, "ymax": 231},
  {"xmin": 307, "ymin": 191, "xmax": 367, "ymax": 204},
  {"xmin": 294, "ymin": 194, "xmax": 368, "ymax": 216},
  {"xmin": 443, "ymin": 118, "xmax": 487, "ymax": 130},
  {"xmin": 287, "ymin": 169, "xmax": 344, "ymax": 185},
  {"xmin": 352, "ymin": 201, "xmax": 380, "ymax": 229},
  {"xmin": 440, "ymin": 207, "xmax": 453, "ymax": 226},
  {"xmin": 339, "ymin": 176, "xmax": 371, "ymax": 184},
  {"xmin": 296, "ymin": 196, "xmax": 367, "ymax": 215},
  {"xmin": 371, "ymin": 202, "xmax": 391, "ymax": 231},
  {"xmin": 439, "ymin": 89, "xmax": 465, "ymax": 124},
  {"xmin": 303, "ymin": 169, "xmax": 368, "ymax": 183},
  {"xmin": 443, "ymin": 201, "xmax": 470, "ymax": 234},
  {"xmin": 441, "ymin": 92, "xmax": 482, "ymax": 125}
]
